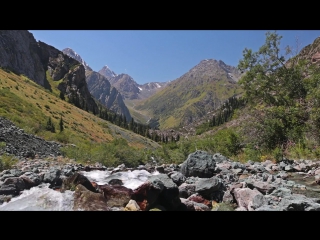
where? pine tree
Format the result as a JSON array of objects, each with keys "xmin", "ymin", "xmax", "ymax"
[
  {"xmin": 59, "ymin": 116, "xmax": 64, "ymax": 132},
  {"xmin": 59, "ymin": 91, "xmax": 65, "ymax": 100},
  {"xmin": 46, "ymin": 117, "xmax": 55, "ymax": 133}
]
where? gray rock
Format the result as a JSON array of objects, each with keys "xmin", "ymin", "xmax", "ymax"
[
  {"xmin": 169, "ymin": 171, "xmax": 186, "ymax": 186},
  {"xmin": 233, "ymin": 188, "xmax": 266, "ymax": 211},
  {"xmin": 195, "ymin": 177, "xmax": 222, "ymax": 198},
  {"xmin": 178, "ymin": 183, "xmax": 196, "ymax": 198},
  {"xmin": 278, "ymin": 194, "xmax": 320, "ymax": 211},
  {"xmin": 148, "ymin": 174, "xmax": 181, "ymax": 210},
  {"xmin": 180, "ymin": 150, "xmax": 217, "ymax": 178},
  {"xmin": 3, "ymin": 177, "xmax": 26, "ymax": 192}
]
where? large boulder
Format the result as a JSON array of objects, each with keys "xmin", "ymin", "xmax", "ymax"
[
  {"xmin": 73, "ymin": 184, "xmax": 110, "ymax": 211},
  {"xmin": 180, "ymin": 151, "xmax": 217, "ymax": 178},
  {"xmin": 60, "ymin": 172, "xmax": 97, "ymax": 193},
  {"xmin": 233, "ymin": 188, "xmax": 266, "ymax": 211},
  {"xmin": 131, "ymin": 180, "xmax": 164, "ymax": 211},
  {"xmin": 148, "ymin": 174, "xmax": 181, "ymax": 210},
  {"xmin": 43, "ymin": 167, "xmax": 62, "ymax": 188},
  {"xmin": 98, "ymin": 184, "xmax": 133, "ymax": 208},
  {"xmin": 195, "ymin": 176, "xmax": 222, "ymax": 199}
]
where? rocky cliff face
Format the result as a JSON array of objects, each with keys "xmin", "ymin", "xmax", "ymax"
[
  {"xmin": 0, "ymin": 30, "xmax": 47, "ymax": 87},
  {"xmin": 0, "ymin": 30, "xmax": 99, "ymax": 114},
  {"xmin": 86, "ymin": 71, "xmax": 131, "ymax": 121},
  {"xmin": 62, "ymin": 48, "xmax": 131, "ymax": 121}
]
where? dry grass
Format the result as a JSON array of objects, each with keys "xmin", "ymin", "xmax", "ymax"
[{"xmin": 0, "ymin": 69, "xmax": 159, "ymax": 150}]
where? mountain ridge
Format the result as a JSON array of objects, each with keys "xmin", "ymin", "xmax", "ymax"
[
  {"xmin": 62, "ymin": 48, "xmax": 132, "ymax": 121},
  {"xmin": 135, "ymin": 58, "xmax": 243, "ymax": 129}
]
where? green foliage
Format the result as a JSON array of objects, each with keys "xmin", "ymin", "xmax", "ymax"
[
  {"xmin": 59, "ymin": 116, "xmax": 64, "ymax": 132},
  {"xmin": 0, "ymin": 155, "xmax": 18, "ymax": 171},
  {"xmin": 61, "ymin": 138, "xmax": 146, "ymax": 167},
  {"xmin": 46, "ymin": 117, "xmax": 55, "ymax": 133},
  {"xmin": 0, "ymin": 142, "xmax": 6, "ymax": 149},
  {"xmin": 237, "ymin": 31, "xmax": 315, "ymax": 157},
  {"xmin": 55, "ymin": 131, "xmax": 69, "ymax": 144}
]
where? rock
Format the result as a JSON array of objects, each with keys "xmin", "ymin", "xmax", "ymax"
[
  {"xmin": 20, "ymin": 172, "xmax": 42, "ymax": 188},
  {"xmin": 155, "ymin": 166, "xmax": 165, "ymax": 174},
  {"xmin": 131, "ymin": 180, "xmax": 164, "ymax": 211},
  {"xmin": 269, "ymin": 187, "xmax": 292, "ymax": 198},
  {"xmin": 277, "ymin": 194, "xmax": 320, "ymax": 211},
  {"xmin": 108, "ymin": 179, "xmax": 124, "ymax": 186},
  {"xmin": 233, "ymin": 188, "xmax": 266, "ymax": 211},
  {"xmin": 73, "ymin": 184, "xmax": 110, "ymax": 211},
  {"xmin": 245, "ymin": 179, "xmax": 276, "ymax": 195},
  {"xmin": 43, "ymin": 167, "xmax": 62, "ymax": 188},
  {"xmin": 99, "ymin": 184, "xmax": 133, "ymax": 208},
  {"xmin": 222, "ymin": 190, "xmax": 234, "ymax": 204},
  {"xmin": 180, "ymin": 150, "xmax": 217, "ymax": 178},
  {"xmin": 180, "ymin": 198, "xmax": 210, "ymax": 211},
  {"xmin": 124, "ymin": 200, "xmax": 141, "ymax": 211},
  {"xmin": 169, "ymin": 171, "xmax": 186, "ymax": 186},
  {"xmin": 148, "ymin": 174, "xmax": 181, "ymax": 210},
  {"xmin": 195, "ymin": 176, "xmax": 222, "ymax": 198},
  {"xmin": 178, "ymin": 183, "xmax": 196, "ymax": 198},
  {"xmin": 61, "ymin": 172, "xmax": 97, "ymax": 193},
  {"xmin": 9, "ymin": 169, "xmax": 22, "ymax": 177},
  {"xmin": 187, "ymin": 193, "xmax": 211, "ymax": 207},
  {"xmin": 3, "ymin": 177, "xmax": 26, "ymax": 192},
  {"xmin": 0, "ymin": 184, "xmax": 19, "ymax": 196}
]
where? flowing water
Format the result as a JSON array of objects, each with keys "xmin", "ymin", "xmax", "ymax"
[{"xmin": 0, "ymin": 169, "xmax": 159, "ymax": 211}]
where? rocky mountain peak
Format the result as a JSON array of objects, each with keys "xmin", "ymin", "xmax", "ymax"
[
  {"xmin": 62, "ymin": 48, "xmax": 92, "ymax": 71},
  {"xmin": 98, "ymin": 65, "xmax": 117, "ymax": 78}
]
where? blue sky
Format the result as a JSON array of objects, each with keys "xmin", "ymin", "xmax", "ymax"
[{"xmin": 29, "ymin": 30, "xmax": 320, "ymax": 84}]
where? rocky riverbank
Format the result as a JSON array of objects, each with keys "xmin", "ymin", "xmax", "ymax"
[
  {"xmin": 1, "ymin": 116, "xmax": 320, "ymax": 210},
  {"xmin": 0, "ymin": 150, "xmax": 320, "ymax": 211}
]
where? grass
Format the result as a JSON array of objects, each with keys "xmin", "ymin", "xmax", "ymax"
[{"xmin": 0, "ymin": 69, "xmax": 161, "ymax": 165}]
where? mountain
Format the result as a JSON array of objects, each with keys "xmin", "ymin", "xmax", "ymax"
[
  {"xmin": 62, "ymin": 48, "xmax": 131, "ymax": 121},
  {"xmin": 62, "ymin": 48, "xmax": 92, "ymax": 71},
  {"xmin": 0, "ymin": 30, "xmax": 99, "ymax": 114},
  {"xmin": 98, "ymin": 67, "xmax": 167, "ymax": 124},
  {"xmin": 85, "ymin": 71, "xmax": 132, "ymax": 121},
  {"xmin": 98, "ymin": 68, "xmax": 167, "ymax": 101},
  {"xmin": 135, "ymin": 59, "xmax": 243, "ymax": 129},
  {"xmin": 99, "ymin": 65, "xmax": 117, "ymax": 78}
]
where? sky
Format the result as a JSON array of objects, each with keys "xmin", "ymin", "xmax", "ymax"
[{"xmin": 29, "ymin": 30, "xmax": 320, "ymax": 84}]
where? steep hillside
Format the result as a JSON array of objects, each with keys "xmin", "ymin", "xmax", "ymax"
[
  {"xmin": 136, "ymin": 59, "xmax": 243, "ymax": 129},
  {"xmin": 0, "ymin": 68, "xmax": 160, "ymax": 155},
  {"xmin": 85, "ymin": 71, "xmax": 131, "ymax": 121}
]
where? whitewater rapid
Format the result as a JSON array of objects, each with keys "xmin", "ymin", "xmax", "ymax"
[{"xmin": 0, "ymin": 169, "xmax": 159, "ymax": 211}]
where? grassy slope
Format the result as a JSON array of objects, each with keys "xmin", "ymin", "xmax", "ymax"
[
  {"xmin": 0, "ymin": 69, "xmax": 160, "ymax": 150},
  {"xmin": 137, "ymin": 76, "xmax": 242, "ymax": 129}
]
